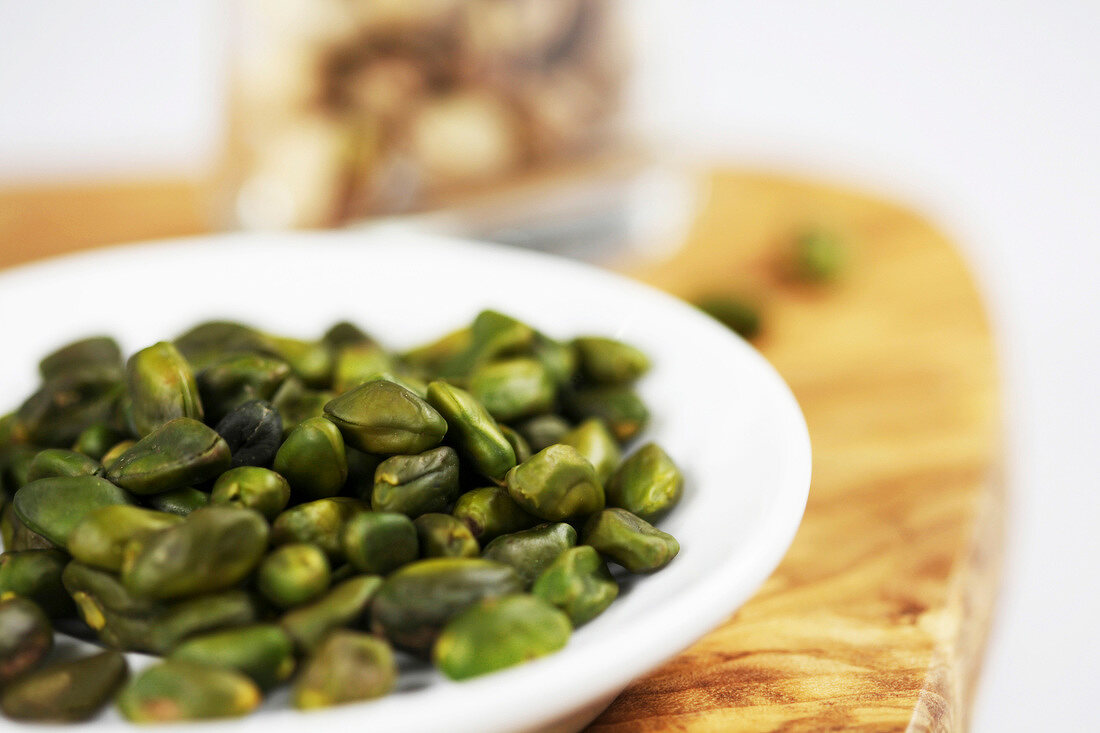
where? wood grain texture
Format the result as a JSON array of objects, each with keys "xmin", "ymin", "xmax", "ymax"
[
  {"xmin": 0, "ymin": 179, "xmax": 208, "ymax": 269},
  {"xmin": 0, "ymin": 170, "xmax": 1002, "ymax": 732},
  {"xmin": 591, "ymin": 172, "xmax": 1003, "ymax": 732}
]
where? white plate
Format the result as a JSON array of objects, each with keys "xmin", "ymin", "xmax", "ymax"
[{"xmin": 0, "ymin": 231, "xmax": 810, "ymax": 733}]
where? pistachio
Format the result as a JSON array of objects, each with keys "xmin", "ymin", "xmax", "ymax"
[
  {"xmin": 271, "ymin": 497, "xmax": 369, "ymax": 560},
  {"xmin": 148, "ymin": 594, "xmax": 259, "ymax": 654},
  {"xmin": 0, "ymin": 505, "xmax": 13, "ymax": 550},
  {"xmin": 105, "ymin": 417, "xmax": 230, "ymax": 495},
  {"xmin": 402, "ymin": 327, "xmax": 472, "ymax": 375},
  {"xmin": 17, "ymin": 367, "xmax": 124, "ymax": 447},
  {"xmin": 38, "ymin": 336, "xmax": 122, "ymax": 381},
  {"xmin": 0, "ymin": 597, "xmax": 52, "ymax": 684},
  {"xmin": 532, "ymin": 545, "xmax": 618, "ymax": 626},
  {"xmin": 13, "ymin": 475, "xmax": 134, "ymax": 548},
  {"xmin": 273, "ymin": 416, "xmax": 347, "ymax": 500},
  {"xmin": 214, "ymin": 399, "xmax": 283, "ymax": 468},
  {"xmin": 210, "ymin": 466, "xmax": 291, "ymax": 519},
  {"xmin": 344, "ymin": 447, "xmax": 383, "ymax": 502},
  {"xmin": 468, "ymin": 357, "xmax": 555, "ymax": 421},
  {"xmin": 426, "ymin": 381, "xmax": 515, "ymax": 482},
  {"xmin": 696, "ymin": 296, "xmax": 762, "ymax": 340},
  {"xmin": 433, "ymin": 594, "xmax": 571, "ymax": 680},
  {"xmin": 366, "ymin": 371, "xmax": 430, "ymax": 398},
  {"xmin": 197, "ymin": 353, "xmax": 291, "ymax": 423},
  {"xmin": 280, "ymin": 575, "xmax": 382, "ymax": 654},
  {"xmin": 512, "ymin": 413, "xmax": 572, "ymax": 453},
  {"xmin": 372, "ymin": 446, "xmax": 460, "ymax": 517},
  {"xmin": 558, "ymin": 418, "xmax": 621, "ymax": 484},
  {"xmin": 257, "ymin": 543, "xmax": 331, "ymax": 609},
  {"xmin": 0, "ymin": 411, "xmax": 24, "ymax": 449},
  {"xmin": 322, "ymin": 321, "xmax": 375, "ymax": 353},
  {"xmin": 564, "ymin": 384, "xmax": 649, "ymax": 443},
  {"xmin": 116, "ymin": 660, "xmax": 261, "ymax": 722},
  {"xmin": 2, "ymin": 444, "xmax": 36, "ymax": 493},
  {"xmin": 793, "ymin": 229, "xmax": 847, "ymax": 282},
  {"xmin": 371, "ymin": 557, "xmax": 524, "ymax": 655},
  {"xmin": 324, "ymin": 380, "xmax": 447, "ymax": 455},
  {"xmin": 26, "ymin": 448, "xmax": 100, "ymax": 482},
  {"xmin": 266, "ymin": 335, "xmax": 335, "ymax": 388},
  {"xmin": 66, "ymin": 559, "xmax": 258, "ymax": 651},
  {"xmin": 293, "ymin": 631, "xmax": 397, "ymax": 709},
  {"xmin": 1, "ymin": 503, "xmax": 56, "ymax": 551},
  {"xmin": 0, "ymin": 549, "xmax": 74, "ymax": 617},
  {"xmin": 573, "ymin": 336, "xmax": 650, "ymax": 384},
  {"xmin": 0, "ymin": 650, "xmax": 127, "ymax": 722},
  {"xmin": 70, "ymin": 423, "xmax": 124, "ymax": 461},
  {"xmin": 62, "ymin": 562, "xmax": 159, "ymax": 618},
  {"xmin": 452, "ymin": 485, "xmax": 538, "ymax": 543},
  {"xmin": 437, "ymin": 310, "xmax": 535, "ymax": 378},
  {"xmin": 144, "ymin": 486, "xmax": 209, "ymax": 516},
  {"xmin": 342, "ymin": 512, "xmax": 418, "ymax": 575},
  {"xmin": 482, "ymin": 522, "xmax": 577, "ymax": 588},
  {"xmin": 99, "ymin": 439, "xmax": 135, "ymax": 472},
  {"xmin": 500, "ymin": 424, "xmax": 532, "ymax": 463},
  {"xmin": 582, "ymin": 508, "xmax": 679, "ymax": 573},
  {"xmin": 606, "ymin": 442, "xmax": 684, "ymax": 522},
  {"xmin": 414, "ymin": 513, "xmax": 480, "ymax": 559},
  {"xmin": 332, "ymin": 342, "xmax": 395, "ymax": 393},
  {"xmin": 68, "ymin": 505, "xmax": 183, "ymax": 572},
  {"xmin": 173, "ymin": 320, "xmax": 274, "ymax": 372},
  {"xmin": 122, "ymin": 505, "xmax": 269, "ymax": 600},
  {"xmin": 126, "ymin": 341, "xmax": 204, "ymax": 436},
  {"xmin": 271, "ymin": 377, "xmax": 334, "ymax": 437},
  {"xmin": 74, "ymin": 589, "xmax": 258, "ymax": 655},
  {"xmin": 170, "ymin": 624, "xmax": 296, "ymax": 690},
  {"xmin": 531, "ymin": 333, "xmax": 578, "ymax": 386},
  {"xmin": 505, "ymin": 444, "xmax": 604, "ymax": 521}
]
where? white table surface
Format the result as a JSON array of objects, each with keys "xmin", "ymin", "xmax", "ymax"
[{"xmin": 2, "ymin": 1, "xmax": 1098, "ymax": 730}]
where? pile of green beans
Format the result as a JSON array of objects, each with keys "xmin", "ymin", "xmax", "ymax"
[{"xmin": 0, "ymin": 311, "xmax": 682, "ymax": 722}]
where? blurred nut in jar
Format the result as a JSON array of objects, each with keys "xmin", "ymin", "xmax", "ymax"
[
  {"xmin": 406, "ymin": 91, "xmax": 526, "ymax": 187},
  {"xmin": 237, "ymin": 116, "xmax": 378, "ymax": 229},
  {"xmin": 241, "ymin": 0, "xmax": 363, "ymax": 47},
  {"xmin": 343, "ymin": 57, "xmax": 429, "ymax": 124},
  {"xmin": 354, "ymin": 0, "xmax": 465, "ymax": 33},
  {"xmin": 515, "ymin": 68, "xmax": 609, "ymax": 159},
  {"xmin": 458, "ymin": 0, "xmax": 585, "ymax": 65},
  {"xmin": 237, "ymin": 43, "xmax": 326, "ymax": 121}
]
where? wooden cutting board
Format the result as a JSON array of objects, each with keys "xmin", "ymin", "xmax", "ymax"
[
  {"xmin": 593, "ymin": 172, "xmax": 1002, "ymax": 732},
  {"xmin": 0, "ymin": 170, "xmax": 1001, "ymax": 731}
]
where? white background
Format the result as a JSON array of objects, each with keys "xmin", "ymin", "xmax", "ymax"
[{"xmin": 1, "ymin": 1, "xmax": 1098, "ymax": 730}]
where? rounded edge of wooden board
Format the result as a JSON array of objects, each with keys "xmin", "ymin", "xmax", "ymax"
[{"xmin": 585, "ymin": 169, "xmax": 1003, "ymax": 732}]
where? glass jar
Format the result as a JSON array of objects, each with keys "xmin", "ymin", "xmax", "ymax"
[{"xmin": 224, "ymin": 0, "xmax": 630, "ymax": 229}]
